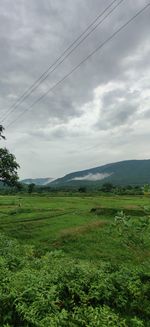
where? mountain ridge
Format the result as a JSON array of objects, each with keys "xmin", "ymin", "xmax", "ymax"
[
  {"xmin": 21, "ymin": 160, "xmax": 150, "ymax": 187},
  {"xmin": 50, "ymin": 159, "xmax": 150, "ymax": 186}
]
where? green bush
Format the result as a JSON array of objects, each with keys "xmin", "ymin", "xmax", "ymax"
[
  {"xmin": 113, "ymin": 211, "xmax": 150, "ymax": 247},
  {"xmin": 0, "ymin": 233, "xmax": 150, "ymax": 326}
]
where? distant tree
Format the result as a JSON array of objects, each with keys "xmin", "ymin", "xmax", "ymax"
[
  {"xmin": 28, "ymin": 183, "xmax": 35, "ymax": 194},
  {"xmin": 101, "ymin": 183, "xmax": 113, "ymax": 193},
  {"xmin": 143, "ymin": 184, "xmax": 150, "ymax": 195},
  {"xmin": 126, "ymin": 185, "xmax": 133, "ymax": 190},
  {"xmin": 78, "ymin": 186, "xmax": 86, "ymax": 193},
  {"xmin": 134, "ymin": 185, "xmax": 141, "ymax": 190},
  {"xmin": 16, "ymin": 182, "xmax": 24, "ymax": 192},
  {"xmin": 0, "ymin": 125, "xmax": 20, "ymax": 186}
]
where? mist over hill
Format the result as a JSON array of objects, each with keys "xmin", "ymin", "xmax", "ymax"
[
  {"xmin": 21, "ymin": 160, "xmax": 150, "ymax": 187},
  {"xmin": 50, "ymin": 160, "xmax": 150, "ymax": 187},
  {"xmin": 21, "ymin": 178, "xmax": 54, "ymax": 186}
]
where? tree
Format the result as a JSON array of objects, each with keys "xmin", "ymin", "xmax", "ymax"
[
  {"xmin": 0, "ymin": 125, "xmax": 20, "ymax": 186},
  {"xmin": 143, "ymin": 184, "xmax": 150, "ymax": 195},
  {"xmin": 0, "ymin": 148, "xmax": 20, "ymax": 186},
  {"xmin": 101, "ymin": 183, "xmax": 113, "ymax": 193},
  {"xmin": 0, "ymin": 125, "xmax": 5, "ymax": 140},
  {"xmin": 78, "ymin": 186, "xmax": 86, "ymax": 193},
  {"xmin": 28, "ymin": 183, "xmax": 35, "ymax": 194}
]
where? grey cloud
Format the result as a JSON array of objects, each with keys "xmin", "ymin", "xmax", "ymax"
[
  {"xmin": 96, "ymin": 87, "xmax": 140, "ymax": 130},
  {"xmin": 101, "ymin": 89, "xmax": 140, "ymax": 108},
  {"xmin": 1, "ymin": 0, "xmax": 150, "ymax": 128},
  {"xmin": 140, "ymin": 109, "xmax": 150, "ymax": 119},
  {"xmin": 111, "ymin": 104, "xmax": 136, "ymax": 125}
]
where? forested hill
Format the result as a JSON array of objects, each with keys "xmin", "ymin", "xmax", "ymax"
[{"xmin": 50, "ymin": 160, "xmax": 150, "ymax": 186}]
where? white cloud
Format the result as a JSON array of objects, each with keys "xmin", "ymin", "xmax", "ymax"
[{"xmin": 71, "ymin": 173, "xmax": 112, "ymax": 181}]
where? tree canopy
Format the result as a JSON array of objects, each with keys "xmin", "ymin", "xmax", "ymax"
[
  {"xmin": 0, "ymin": 125, "xmax": 19, "ymax": 186},
  {"xmin": 0, "ymin": 148, "xmax": 19, "ymax": 186}
]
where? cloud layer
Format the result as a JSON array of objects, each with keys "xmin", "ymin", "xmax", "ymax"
[
  {"xmin": 71, "ymin": 173, "xmax": 112, "ymax": 181},
  {"xmin": 0, "ymin": 0, "xmax": 150, "ymax": 178}
]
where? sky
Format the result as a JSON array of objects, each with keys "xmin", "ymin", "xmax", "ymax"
[{"xmin": 0, "ymin": 0, "xmax": 150, "ymax": 179}]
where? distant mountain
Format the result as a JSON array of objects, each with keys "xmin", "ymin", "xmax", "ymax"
[
  {"xmin": 21, "ymin": 178, "xmax": 54, "ymax": 186},
  {"xmin": 50, "ymin": 160, "xmax": 150, "ymax": 187}
]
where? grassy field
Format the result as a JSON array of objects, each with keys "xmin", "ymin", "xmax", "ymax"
[
  {"xmin": 0, "ymin": 193, "xmax": 150, "ymax": 264},
  {"xmin": 0, "ymin": 194, "xmax": 150, "ymax": 326}
]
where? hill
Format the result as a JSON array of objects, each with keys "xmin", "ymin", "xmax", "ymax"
[{"xmin": 50, "ymin": 159, "xmax": 150, "ymax": 187}]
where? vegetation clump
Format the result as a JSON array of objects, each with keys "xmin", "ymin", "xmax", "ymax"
[
  {"xmin": 0, "ymin": 227, "xmax": 149, "ymax": 327},
  {"xmin": 0, "ymin": 191, "xmax": 150, "ymax": 326},
  {"xmin": 0, "ymin": 125, "xmax": 19, "ymax": 187}
]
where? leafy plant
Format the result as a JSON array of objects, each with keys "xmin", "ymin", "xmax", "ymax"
[
  {"xmin": 0, "ymin": 232, "xmax": 150, "ymax": 326},
  {"xmin": 113, "ymin": 211, "xmax": 150, "ymax": 247}
]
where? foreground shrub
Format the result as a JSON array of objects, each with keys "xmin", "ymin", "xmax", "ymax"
[
  {"xmin": 0, "ymin": 233, "xmax": 150, "ymax": 326},
  {"xmin": 113, "ymin": 211, "xmax": 150, "ymax": 248}
]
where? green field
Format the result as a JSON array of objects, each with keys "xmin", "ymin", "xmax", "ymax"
[
  {"xmin": 0, "ymin": 194, "xmax": 150, "ymax": 263},
  {"xmin": 0, "ymin": 194, "xmax": 150, "ymax": 326}
]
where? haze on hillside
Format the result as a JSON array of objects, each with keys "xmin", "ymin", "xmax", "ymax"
[{"xmin": 21, "ymin": 160, "xmax": 150, "ymax": 187}]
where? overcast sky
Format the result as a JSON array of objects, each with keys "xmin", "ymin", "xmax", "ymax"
[{"xmin": 0, "ymin": 0, "xmax": 150, "ymax": 179}]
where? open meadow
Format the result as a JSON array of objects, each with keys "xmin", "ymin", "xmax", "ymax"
[
  {"xmin": 0, "ymin": 193, "xmax": 150, "ymax": 326},
  {"xmin": 0, "ymin": 193, "xmax": 150, "ymax": 262}
]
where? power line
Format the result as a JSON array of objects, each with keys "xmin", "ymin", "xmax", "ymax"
[
  {"xmin": 1, "ymin": 0, "xmax": 124, "ymax": 123},
  {"xmin": 6, "ymin": 2, "xmax": 150, "ymax": 129},
  {"xmin": 1, "ymin": 0, "xmax": 123, "ymax": 123}
]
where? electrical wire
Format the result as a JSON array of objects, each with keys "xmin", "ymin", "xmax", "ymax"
[
  {"xmin": 1, "ymin": 0, "xmax": 124, "ymax": 123},
  {"xmin": 6, "ymin": 2, "xmax": 150, "ymax": 129}
]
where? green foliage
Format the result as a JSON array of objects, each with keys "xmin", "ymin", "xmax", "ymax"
[
  {"xmin": 28, "ymin": 183, "xmax": 35, "ymax": 194},
  {"xmin": 113, "ymin": 185, "xmax": 143, "ymax": 196},
  {"xmin": 113, "ymin": 211, "xmax": 150, "ymax": 247},
  {"xmin": 0, "ymin": 195, "xmax": 150, "ymax": 325},
  {"xmin": 0, "ymin": 148, "xmax": 20, "ymax": 186},
  {"xmin": 101, "ymin": 183, "xmax": 114, "ymax": 193},
  {"xmin": 72, "ymin": 305, "xmax": 127, "ymax": 326},
  {"xmin": 0, "ymin": 194, "xmax": 150, "ymax": 262},
  {"xmin": 143, "ymin": 184, "xmax": 150, "ymax": 194},
  {"xmin": 78, "ymin": 186, "xmax": 87, "ymax": 193},
  {"xmin": 0, "ymin": 125, "xmax": 19, "ymax": 187},
  {"xmin": 0, "ymin": 234, "xmax": 150, "ymax": 326}
]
